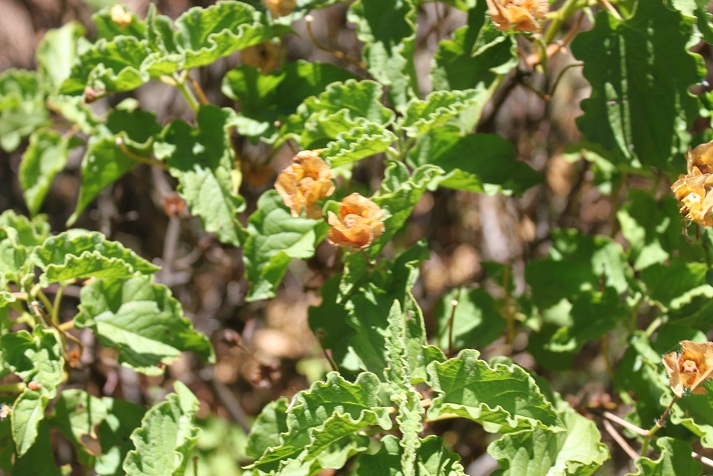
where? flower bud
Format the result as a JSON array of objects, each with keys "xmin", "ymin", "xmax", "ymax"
[
  {"xmin": 110, "ymin": 4, "xmax": 133, "ymax": 29},
  {"xmin": 485, "ymin": 0, "xmax": 548, "ymax": 33},
  {"xmin": 275, "ymin": 150, "xmax": 334, "ymax": 219},
  {"xmin": 241, "ymin": 42, "xmax": 281, "ymax": 74},
  {"xmin": 327, "ymin": 193, "xmax": 385, "ymax": 249},
  {"xmin": 263, "ymin": 0, "xmax": 296, "ymax": 18}
]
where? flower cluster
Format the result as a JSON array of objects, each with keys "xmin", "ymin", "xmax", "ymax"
[
  {"xmin": 663, "ymin": 340, "xmax": 713, "ymax": 397},
  {"xmin": 671, "ymin": 140, "xmax": 713, "ymax": 227},
  {"xmin": 327, "ymin": 193, "xmax": 385, "ymax": 249},
  {"xmin": 485, "ymin": 0, "xmax": 548, "ymax": 33}
]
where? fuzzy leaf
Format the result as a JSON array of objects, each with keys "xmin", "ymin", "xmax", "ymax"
[
  {"xmin": 11, "ymin": 421, "xmax": 61, "ymax": 476},
  {"xmin": 123, "ymin": 382, "xmax": 201, "ymax": 476},
  {"xmin": 36, "ymin": 21, "xmax": 86, "ymax": 92},
  {"xmin": 245, "ymin": 398, "xmax": 289, "ymax": 459},
  {"xmin": 571, "ymin": 1, "xmax": 703, "ymax": 170},
  {"xmin": 641, "ymin": 261, "xmax": 712, "ymax": 311},
  {"xmin": 0, "ymin": 69, "xmax": 49, "ymax": 152},
  {"xmin": 401, "ymin": 88, "xmax": 491, "ymax": 137},
  {"xmin": 355, "ymin": 435, "xmax": 466, "ymax": 476},
  {"xmin": 157, "ymin": 105, "xmax": 245, "ymax": 246},
  {"xmin": 426, "ymin": 349, "xmax": 563, "ymax": 434},
  {"xmin": 243, "ymin": 190, "xmax": 321, "ymax": 301},
  {"xmin": 322, "ymin": 122, "xmax": 397, "ymax": 167},
  {"xmin": 19, "ymin": 129, "xmax": 69, "ymax": 216},
  {"xmin": 32, "ymin": 230, "xmax": 158, "ymax": 286},
  {"xmin": 76, "ymin": 276, "xmax": 214, "ymax": 375},
  {"xmin": 627, "ymin": 437, "xmax": 701, "ymax": 475}
]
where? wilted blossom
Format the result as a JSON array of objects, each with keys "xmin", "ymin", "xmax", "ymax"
[
  {"xmin": 663, "ymin": 340, "xmax": 713, "ymax": 397},
  {"xmin": 327, "ymin": 193, "xmax": 385, "ymax": 249},
  {"xmin": 671, "ymin": 140, "xmax": 713, "ymax": 226},
  {"xmin": 241, "ymin": 42, "xmax": 281, "ymax": 74},
  {"xmin": 263, "ymin": 0, "xmax": 296, "ymax": 18},
  {"xmin": 275, "ymin": 150, "xmax": 334, "ymax": 219},
  {"xmin": 485, "ymin": 0, "xmax": 548, "ymax": 33},
  {"xmin": 110, "ymin": 4, "xmax": 133, "ymax": 28}
]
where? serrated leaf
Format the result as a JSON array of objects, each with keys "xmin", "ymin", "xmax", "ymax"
[
  {"xmin": 489, "ymin": 405, "xmax": 609, "ymax": 476},
  {"xmin": 0, "ymin": 69, "xmax": 49, "ymax": 152},
  {"xmin": 322, "ymin": 122, "xmax": 397, "ymax": 167},
  {"xmin": 175, "ymin": 2, "xmax": 274, "ymax": 69},
  {"xmin": 93, "ymin": 6, "xmax": 147, "ymax": 42},
  {"xmin": 123, "ymin": 382, "xmax": 200, "ymax": 476},
  {"xmin": 60, "ymin": 36, "xmax": 152, "ymax": 96},
  {"xmin": 0, "ymin": 211, "xmax": 50, "ymax": 288},
  {"xmin": 348, "ymin": 0, "xmax": 418, "ymax": 110},
  {"xmin": 627, "ymin": 437, "xmax": 701, "ymax": 475},
  {"xmin": 408, "ymin": 128, "xmax": 541, "ymax": 195},
  {"xmin": 157, "ymin": 105, "xmax": 245, "ymax": 246},
  {"xmin": 426, "ymin": 349, "xmax": 563, "ymax": 434},
  {"xmin": 668, "ymin": 0, "xmax": 713, "ymax": 44},
  {"xmin": 640, "ymin": 261, "xmax": 712, "ymax": 311},
  {"xmin": 12, "ymin": 421, "xmax": 62, "ymax": 476},
  {"xmin": 76, "ymin": 276, "xmax": 214, "ymax": 375},
  {"xmin": 355, "ymin": 435, "xmax": 467, "ymax": 476},
  {"xmin": 433, "ymin": 288, "xmax": 506, "ymax": 352},
  {"xmin": 251, "ymin": 371, "xmax": 391, "ymax": 473},
  {"xmin": 571, "ymin": 2, "xmax": 703, "ymax": 170},
  {"xmin": 19, "ymin": 128, "xmax": 69, "ymax": 216},
  {"xmin": 222, "ymin": 61, "xmax": 357, "ymax": 141},
  {"xmin": 32, "ymin": 230, "xmax": 158, "ymax": 286},
  {"xmin": 51, "ymin": 389, "xmax": 108, "ymax": 466},
  {"xmin": 246, "ymin": 398, "xmax": 289, "ymax": 459},
  {"xmin": 431, "ymin": 2, "xmax": 517, "ymax": 91},
  {"xmin": 36, "ymin": 21, "xmax": 86, "ymax": 92},
  {"xmin": 401, "ymin": 88, "xmax": 491, "ymax": 138},
  {"xmin": 243, "ymin": 190, "xmax": 321, "ymax": 301}
]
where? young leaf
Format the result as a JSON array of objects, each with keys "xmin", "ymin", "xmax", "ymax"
[
  {"xmin": 157, "ymin": 105, "xmax": 245, "ymax": 247},
  {"xmin": 19, "ymin": 128, "xmax": 69, "ymax": 216},
  {"xmin": 354, "ymin": 435, "xmax": 467, "ymax": 476},
  {"xmin": 36, "ymin": 21, "xmax": 86, "ymax": 92},
  {"xmin": 426, "ymin": 349, "xmax": 563, "ymax": 434},
  {"xmin": 76, "ymin": 276, "xmax": 214, "ymax": 375},
  {"xmin": 627, "ymin": 437, "xmax": 701, "ymax": 476},
  {"xmin": 32, "ymin": 230, "xmax": 158, "ymax": 286},
  {"xmin": 245, "ymin": 398, "xmax": 289, "ymax": 459},
  {"xmin": 93, "ymin": 6, "xmax": 147, "ymax": 41},
  {"xmin": 0, "ymin": 211, "xmax": 50, "ymax": 287},
  {"xmin": 401, "ymin": 88, "xmax": 492, "ymax": 138},
  {"xmin": 123, "ymin": 381, "xmax": 201, "ymax": 476},
  {"xmin": 571, "ymin": 1, "xmax": 703, "ymax": 170},
  {"xmin": 242, "ymin": 190, "xmax": 321, "ymax": 301},
  {"xmin": 321, "ymin": 121, "xmax": 397, "ymax": 167},
  {"xmin": 0, "ymin": 69, "xmax": 49, "ymax": 152},
  {"xmin": 348, "ymin": 0, "xmax": 418, "ymax": 110},
  {"xmin": 488, "ymin": 404, "xmax": 609, "ymax": 475}
]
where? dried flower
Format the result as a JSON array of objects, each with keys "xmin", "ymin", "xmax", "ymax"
[
  {"xmin": 485, "ymin": 0, "xmax": 548, "ymax": 33},
  {"xmin": 663, "ymin": 340, "xmax": 713, "ymax": 397},
  {"xmin": 327, "ymin": 193, "xmax": 385, "ymax": 249},
  {"xmin": 275, "ymin": 150, "xmax": 334, "ymax": 219},
  {"xmin": 671, "ymin": 140, "xmax": 713, "ymax": 226},
  {"xmin": 241, "ymin": 42, "xmax": 281, "ymax": 74},
  {"xmin": 263, "ymin": 0, "xmax": 296, "ymax": 18},
  {"xmin": 110, "ymin": 4, "xmax": 133, "ymax": 29}
]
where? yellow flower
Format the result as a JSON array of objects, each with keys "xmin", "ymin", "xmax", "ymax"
[
  {"xmin": 327, "ymin": 193, "xmax": 385, "ymax": 249},
  {"xmin": 663, "ymin": 340, "xmax": 713, "ymax": 397},
  {"xmin": 241, "ymin": 42, "xmax": 281, "ymax": 74},
  {"xmin": 263, "ymin": 0, "xmax": 296, "ymax": 18},
  {"xmin": 671, "ymin": 140, "xmax": 713, "ymax": 226},
  {"xmin": 275, "ymin": 150, "xmax": 334, "ymax": 219},
  {"xmin": 110, "ymin": 4, "xmax": 133, "ymax": 29},
  {"xmin": 485, "ymin": 0, "xmax": 548, "ymax": 33}
]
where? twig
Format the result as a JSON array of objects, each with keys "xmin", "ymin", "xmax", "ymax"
[
  {"xmin": 598, "ymin": 0, "xmax": 623, "ymax": 20},
  {"xmin": 116, "ymin": 138, "xmax": 168, "ymax": 170},
  {"xmin": 545, "ymin": 62, "xmax": 584, "ymax": 100},
  {"xmin": 448, "ymin": 298, "xmax": 459, "ymax": 356},
  {"xmin": 30, "ymin": 300, "xmax": 84, "ymax": 361},
  {"xmin": 204, "ymin": 368, "xmax": 252, "ymax": 433},
  {"xmin": 692, "ymin": 452, "xmax": 713, "ymax": 469},
  {"xmin": 188, "ymin": 75, "xmax": 210, "ymax": 105},
  {"xmin": 305, "ymin": 15, "xmax": 366, "ymax": 69},
  {"xmin": 602, "ymin": 411, "xmax": 648, "ymax": 437},
  {"xmin": 603, "ymin": 419, "xmax": 639, "ymax": 461}
]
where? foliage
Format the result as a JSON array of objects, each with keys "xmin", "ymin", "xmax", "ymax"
[{"xmin": 2, "ymin": 0, "xmax": 713, "ymax": 473}]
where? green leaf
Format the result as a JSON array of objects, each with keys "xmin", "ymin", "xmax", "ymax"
[
  {"xmin": 426, "ymin": 349, "xmax": 563, "ymax": 433},
  {"xmin": 157, "ymin": 105, "xmax": 245, "ymax": 246},
  {"xmin": 245, "ymin": 398, "xmax": 289, "ymax": 459},
  {"xmin": 408, "ymin": 128, "xmax": 541, "ymax": 195},
  {"xmin": 76, "ymin": 276, "xmax": 214, "ymax": 375},
  {"xmin": 19, "ymin": 128, "xmax": 69, "ymax": 216},
  {"xmin": 95, "ymin": 398, "xmax": 148, "ymax": 475},
  {"xmin": 489, "ymin": 404, "xmax": 609, "ymax": 475},
  {"xmin": 93, "ymin": 6, "xmax": 147, "ymax": 41},
  {"xmin": 433, "ymin": 288, "xmax": 506, "ymax": 351},
  {"xmin": 60, "ymin": 37, "xmax": 152, "ymax": 96},
  {"xmin": 355, "ymin": 435, "xmax": 466, "ymax": 476},
  {"xmin": 243, "ymin": 190, "xmax": 321, "ymax": 301},
  {"xmin": 571, "ymin": 2, "xmax": 703, "ymax": 170},
  {"xmin": 32, "ymin": 230, "xmax": 158, "ymax": 286},
  {"xmin": 627, "ymin": 437, "xmax": 701, "ymax": 475},
  {"xmin": 617, "ymin": 190, "xmax": 681, "ymax": 270},
  {"xmin": 250, "ymin": 371, "xmax": 391, "ymax": 473},
  {"xmin": 431, "ymin": 2, "xmax": 517, "ymax": 91},
  {"xmin": 123, "ymin": 381, "xmax": 201, "ymax": 476},
  {"xmin": 12, "ymin": 421, "xmax": 62, "ymax": 476},
  {"xmin": 668, "ymin": 0, "xmax": 713, "ymax": 44},
  {"xmin": 0, "ymin": 211, "xmax": 50, "ymax": 287},
  {"xmin": 401, "ymin": 88, "xmax": 492, "ymax": 138},
  {"xmin": 175, "ymin": 2, "xmax": 274, "ymax": 69},
  {"xmin": 222, "ymin": 61, "xmax": 357, "ymax": 141},
  {"xmin": 0, "ymin": 69, "xmax": 49, "ymax": 152},
  {"xmin": 36, "ymin": 22, "xmax": 86, "ymax": 92},
  {"xmin": 348, "ymin": 0, "xmax": 418, "ymax": 110},
  {"xmin": 322, "ymin": 122, "xmax": 397, "ymax": 167},
  {"xmin": 52, "ymin": 389, "xmax": 108, "ymax": 466},
  {"xmin": 640, "ymin": 261, "xmax": 712, "ymax": 311}
]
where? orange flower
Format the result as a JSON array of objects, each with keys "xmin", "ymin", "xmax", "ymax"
[
  {"xmin": 327, "ymin": 193, "xmax": 385, "ymax": 249},
  {"xmin": 275, "ymin": 150, "xmax": 334, "ymax": 219},
  {"xmin": 241, "ymin": 42, "xmax": 281, "ymax": 74},
  {"xmin": 485, "ymin": 0, "xmax": 548, "ymax": 33},
  {"xmin": 263, "ymin": 0, "xmax": 296, "ymax": 18},
  {"xmin": 110, "ymin": 4, "xmax": 133, "ymax": 29},
  {"xmin": 672, "ymin": 140, "xmax": 713, "ymax": 226},
  {"xmin": 663, "ymin": 340, "xmax": 713, "ymax": 397}
]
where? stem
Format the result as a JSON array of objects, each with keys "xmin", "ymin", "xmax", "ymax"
[
  {"xmin": 598, "ymin": 0, "xmax": 622, "ymax": 20},
  {"xmin": 542, "ymin": 0, "xmax": 587, "ymax": 46},
  {"xmin": 641, "ymin": 398, "xmax": 678, "ymax": 455},
  {"xmin": 503, "ymin": 265, "xmax": 515, "ymax": 344},
  {"xmin": 305, "ymin": 15, "xmax": 366, "ymax": 69},
  {"xmin": 58, "ymin": 319, "xmax": 75, "ymax": 332},
  {"xmin": 602, "ymin": 411, "xmax": 648, "ymax": 436},
  {"xmin": 117, "ymin": 139, "xmax": 168, "ymax": 171},
  {"xmin": 173, "ymin": 71, "xmax": 200, "ymax": 112},
  {"xmin": 36, "ymin": 291, "xmax": 54, "ymax": 322},
  {"xmin": 603, "ymin": 419, "xmax": 639, "ymax": 461},
  {"xmin": 448, "ymin": 297, "xmax": 459, "ymax": 356},
  {"xmin": 0, "ymin": 383, "xmax": 26, "ymax": 394},
  {"xmin": 188, "ymin": 75, "xmax": 210, "ymax": 105},
  {"xmin": 51, "ymin": 283, "xmax": 67, "ymax": 325}
]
